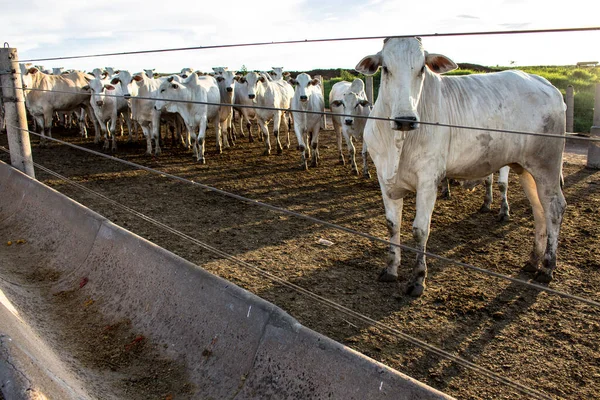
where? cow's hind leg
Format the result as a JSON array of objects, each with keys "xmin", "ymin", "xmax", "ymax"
[
  {"xmin": 408, "ymin": 184, "xmax": 437, "ymax": 296},
  {"xmin": 497, "ymin": 166, "xmax": 510, "ymax": 222},
  {"xmin": 479, "ymin": 174, "xmax": 493, "ymax": 213}
]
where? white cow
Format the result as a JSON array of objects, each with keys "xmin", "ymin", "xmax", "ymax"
[
  {"xmin": 329, "ymin": 78, "xmax": 372, "ymax": 177},
  {"xmin": 180, "ymin": 68, "xmax": 194, "ymax": 78},
  {"xmin": 355, "ymin": 37, "xmax": 566, "ymax": 296},
  {"xmin": 144, "ymin": 69, "xmax": 156, "ymax": 78},
  {"xmin": 289, "ymin": 73, "xmax": 325, "ymax": 169},
  {"xmin": 84, "ymin": 77, "xmax": 132, "ymax": 151},
  {"xmin": 240, "ymin": 71, "xmax": 294, "ymax": 155},
  {"xmin": 215, "ymin": 70, "xmax": 238, "ymax": 149},
  {"xmin": 153, "ymin": 74, "xmax": 221, "ymax": 163},
  {"xmin": 233, "ymin": 78, "xmax": 258, "ymax": 141},
  {"xmin": 19, "ymin": 65, "xmax": 98, "ymax": 145}
]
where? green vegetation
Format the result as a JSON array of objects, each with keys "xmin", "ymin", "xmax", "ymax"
[{"xmin": 319, "ymin": 66, "xmax": 599, "ymax": 133}]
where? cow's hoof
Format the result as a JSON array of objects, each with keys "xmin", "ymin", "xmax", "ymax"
[
  {"xmin": 249, "ymin": 137, "xmax": 254, "ymax": 143},
  {"xmin": 263, "ymin": 150, "xmax": 270, "ymax": 156},
  {"xmin": 339, "ymin": 158, "xmax": 345, "ymax": 166},
  {"xmin": 352, "ymin": 168, "xmax": 360, "ymax": 176},
  {"xmin": 522, "ymin": 262, "xmax": 538, "ymax": 273},
  {"xmin": 406, "ymin": 283, "xmax": 425, "ymax": 297},
  {"xmin": 363, "ymin": 171, "xmax": 371, "ymax": 179},
  {"xmin": 497, "ymin": 212, "xmax": 510, "ymax": 223},
  {"xmin": 479, "ymin": 204, "xmax": 492, "ymax": 213},
  {"xmin": 534, "ymin": 268, "xmax": 553, "ymax": 283},
  {"xmin": 198, "ymin": 158, "xmax": 206, "ymax": 165},
  {"xmin": 378, "ymin": 269, "xmax": 398, "ymax": 282},
  {"xmin": 285, "ymin": 143, "xmax": 290, "ymax": 149},
  {"xmin": 277, "ymin": 147, "xmax": 283, "ymax": 155},
  {"xmin": 310, "ymin": 161, "xmax": 318, "ymax": 168}
]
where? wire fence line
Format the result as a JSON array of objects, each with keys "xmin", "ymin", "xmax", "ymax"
[
  {"xmin": 2, "ymin": 85, "xmax": 597, "ymax": 143},
  {"xmin": 4, "ymin": 123, "xmax": 599, "ymax": 311},
  {"xmin": 18, "ymin": 26, "xmax": 600, "ymax": 63},
  {"xmin": 0, "ymin": 144, "xmax": 557, "ymax": 400}
]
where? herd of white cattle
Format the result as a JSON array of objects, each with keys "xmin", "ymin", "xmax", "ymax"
[
  {"xmin": 15, "ymin": 63, "xmax": 371, "ymax": 172},
  {"xmin": 5, "ymin": 37, "xmax": 569, "ymax": 297}
]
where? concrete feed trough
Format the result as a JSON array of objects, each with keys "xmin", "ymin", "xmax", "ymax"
[{"xmin": 0, "ymin": 161, "xmax": 452, "ymax": 399}]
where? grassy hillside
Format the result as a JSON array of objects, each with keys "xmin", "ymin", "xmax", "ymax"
[{"xmin": 313, "ymin": 66, "xmax": 599, "ymax": 134}]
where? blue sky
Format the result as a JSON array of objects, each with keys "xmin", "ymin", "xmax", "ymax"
[{"xmin": 1, "ymin": 0, "xmax": 599, "ymax": 74}]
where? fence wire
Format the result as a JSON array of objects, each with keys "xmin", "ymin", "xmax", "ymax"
[
  {"xmin": 19, "ymin": 26, "xmax": 600, "ymax": 63},
  {"xmin": 0, "ymin": 144, "xmax": 557, "ymax": 400}
]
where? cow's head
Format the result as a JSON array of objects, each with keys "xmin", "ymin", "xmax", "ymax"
[
  {"xmin": 110, "ymin": 70, "xmax": 134, "ymax": 98},
  {"xmin": 180, "ymin": 67, "xmax": 194, "ymax": 79},
  {"xmin": 216, "ymin": 70, "xmax": 238, "ymax": 95},
  {"xmin": 290, "ymin": 73, "xmax": 319, "ymax": 103},
  {"xmin": 84, "ymin": 77, "xmax": 115, "ymax": 107},
  {"xmin": 144, "ymin": 68, "xmax": 156, "ymax": 78},
  {"xmin": 243, "ymin": 72, "xmax": 266, "ymax": 101},
  {"xmin": 154, "ymin": 76, "xmax": 184, "ymax": 113},
  {"xmin": 330, "ymin": 79, "xmax": 371, "ymax": 136},
  {"xmin": 355, "ymin": 37, "xmax": 457, "ymax": 131}
]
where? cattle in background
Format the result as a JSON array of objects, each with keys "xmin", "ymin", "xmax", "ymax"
[
  {"xmin": 84, "ymin": 76, "xmax": 132, "ymax": 151},
  {"xmin": 144, "ymin": 69, "xmax": 156, "ymax": 78},
  {"xmin": 154, "ymin": 74, "xmax": 221, "ymax": 164},
  {"xmin": 233, "ymin": 77, "xmax": 258, "ymax": 142},
  {"xmin": 355, "ymin": 37, "xmax": 566, "ymax": 296},
  {"xmin": 180, "ymin": 67, "xmax": 194, "ymax": 78},
  {"xmin": 289, "ymin": 73, "xmax": 324, "ymax": 169},
  {"xmin": 214, "ymin": 70, "xmax": 239, "ymax": 149},
  {"xmin": 240, "ymin": 71, "xmax": 294, "ymax": 155},
  {"xmin": 329, "ymin": 78, "xmax": 372, "ymax": 178},
  {"xmin": 19, "ymin": 65, "xmax": 98, "ymax": 145}
]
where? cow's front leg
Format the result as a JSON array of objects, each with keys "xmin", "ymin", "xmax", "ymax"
[
  {"xmin": 378, "ymin": 179, "xmax": 404, "ymax": 283},
  {"xmin": 258, "ymin": 120, "xmax": 270, "ymax": 156},
  {"xmin": 361, "ymin": 140, "xmax": 371, "ymax": 179},
  {"xmin": 273, "ymin": 112, "xmax": 284, "ymax": 154},
  {"xmin": 408, "ymin": 184, "xmax": 437, "ymax": 296},
  {"xmin": 497, "ymin": 166, "xmax": 510, "ymax": 222}
]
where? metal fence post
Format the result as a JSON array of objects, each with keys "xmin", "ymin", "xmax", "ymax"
[
  {"xmin": 0, "ymin": 45, "xmax": 35, "ymax": 178},
  {"xmin": 587, "ymin": 83, "xmax": 600, "ymax": 169},
  {"xmin": 566, "ymin": 85, "xmax": 574, "ymax": 133}
]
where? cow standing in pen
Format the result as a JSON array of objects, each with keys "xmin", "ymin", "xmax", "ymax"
[
  {"xmin": 240, "ymin": 71, "xmax": 294, "ymax": 156},
  {"xmin": 289, "ymin": 73, "xmax": 325, "ymax": 169},
  {"xmin": 329, "ymin": 78, "xmax": 372, "ymax": 178},
  {"xmin": 355, "ymin": 37, "xmax": 566, "ymax": 296}
]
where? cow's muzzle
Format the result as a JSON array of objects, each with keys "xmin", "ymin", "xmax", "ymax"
[
  {"xmin": 300, "ymin": 95, "xmax": 308, "ymax": 102},
  {"xmin": 344, "ymin": 118, "xmax": 353, "ymax": 126},
  {"xmin": 248, "ymin": 94, "xmax": 256, "ymax": 100},
  {"xmin": 96, "ymin": 101, "xmax": 104, "ymax": 107},
  {"xmin": 393, "ymin": 116, "xmax": 418, "ymax": 131},
  {"xmin": 226, "ymin": 87, "xmax": 233, "ymax": 93}
]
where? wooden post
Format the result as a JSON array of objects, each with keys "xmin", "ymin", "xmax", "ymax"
[
  {"xmin": 315, "ymin": 75, "xmax": 326, "ymax": 129},
  {"xmin": 365, "ymin": 75, "xmax": 374, "ymax": 104},
  {"xmin": 0, "ymin": 46, "xmax": 35, "ymax": 178},
  {"xmin": 587, "ymin": 83, "xmax": 600, "ymax": 169},
  {"xmin": 566, "ymin": 85, "xmax": 574, "ymax": 133}
]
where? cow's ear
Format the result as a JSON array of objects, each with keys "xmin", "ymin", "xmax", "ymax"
[
  {"xmin": 233, "ymin": 75, "xmax": 240, "ymax": 81},
  {"xmin": 289, "ymin": 78, "xmax": 297, "ymax": 85},
  {"xmin": 355, "ymin": 52, "xmax": 382, "ymax": 75},
  {"xmin": 239, "ymin": 77, "xmax": 246, "ymax": 83},
  {"xmin": 82, "ymin": 85, "xmax": 90, "ymax": 91},
  {"xmin": 310, "ymin": 78, "xmax": 320, "ymax": 86},
  {"xmin": 110, "ymin": 77, "xmax": 120, "ymax": 85},
  {"xmin": 425, "ymin": 52, "xmax": 458, "ymax": 74},
  {"xmin": 104, "ymin": 84, "xmax": 115, "ymax": 91},
  {"xmin": 28, "ymin": 67, "xmax": 39, "ymax": 75},
  {"xmin": 133, "ymin": 75, "xmax": 144, "ymax": 82},
  {"xmin": 258, "ymin": 76, "xmax": 265, "ymax": 83}
]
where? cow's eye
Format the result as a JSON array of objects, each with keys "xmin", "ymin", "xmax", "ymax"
[
  {"xmin": 420, "ymin": 65, "xmax": 426, "ymax": 75},
  {"xmin": 382, "ymin": 66, "xmax": 389, "ymax": 74}
]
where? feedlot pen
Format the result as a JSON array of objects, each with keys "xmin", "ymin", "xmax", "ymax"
[{"xmin": 1, "ymin": 122, "xmax": 599, "ymax": 400}]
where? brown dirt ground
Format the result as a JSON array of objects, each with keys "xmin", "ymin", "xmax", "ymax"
[{"xmin": 0, "ymin": 121, "xmax": 599, "ymax": 400}]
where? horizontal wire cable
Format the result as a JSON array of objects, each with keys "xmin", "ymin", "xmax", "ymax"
[
  {"xmin": 5, "ymin": 123, "xmax": 600, "ymax": 311},
  {"xmin": 3, "ymin": 147, "xmax": 553, "ymax": 400},
  {"xmin": 19, "ymin": 26, "xmax": 600, "ymax": 63},
  {"xmin": 3, "ymin": 85, "xmax": 597, "ymax": 143}
]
